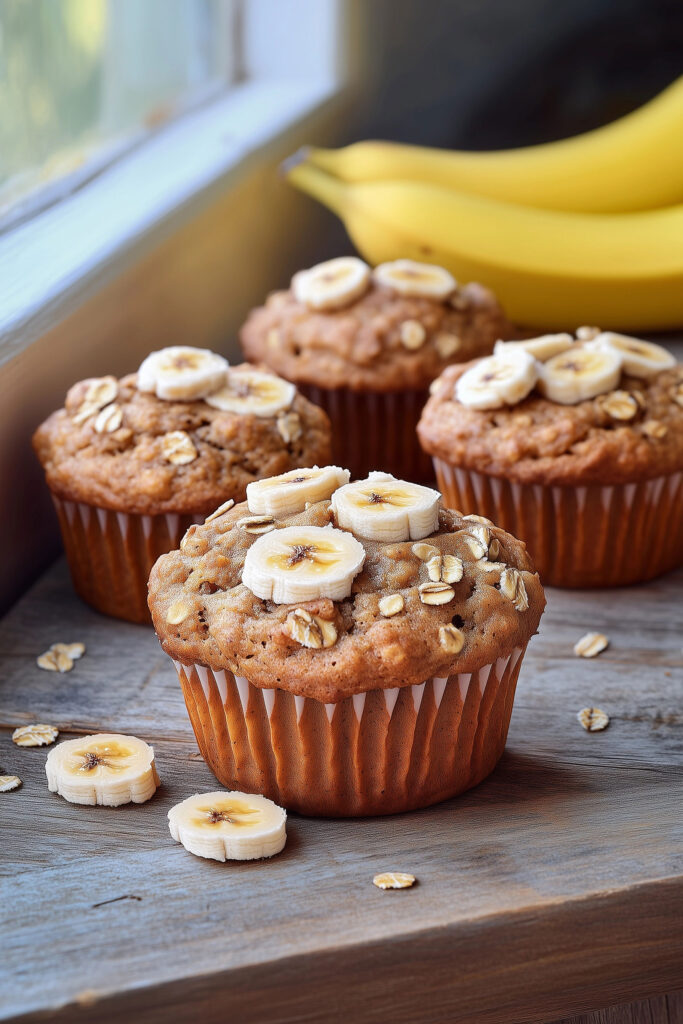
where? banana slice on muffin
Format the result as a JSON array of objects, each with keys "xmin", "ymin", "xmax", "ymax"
[
  {"xmin": 494, "ymin": 333, "xmax": 574, "ymax": 362},
  {"xmin": 205, "ymin": 368, "xmax": 296, "ymax": 416},
  {"xmin": 247, "ymin": 466, "xmax": 349, "ymax": 517},
  {"xmin": 537, "ymin": 347, "xmax": 622, "ymax": 404},
  {"xmin": 331, "ymin": 472, "xmax": 440, "ymax": 541},
  {"xmin": 373, "ymin": 259, "xmax": 456, "ymax": 300},
  {"xmin": 293, "ymin": 256, "xmax": 371, "ymax": 311},
  {"xmin": 590, "ymin": 331, "xmax": 676, "ymax": 378},
  {"xmin": 242, "ymin": 525, "xmax": 365, "ymax": 603},
  {"xmin": 137, "ymin": 346, "xmax": 229, "ymax": 401},
  {"xmin": 455, "ymin": 347, "xmax": 538, "ymax": 409}
]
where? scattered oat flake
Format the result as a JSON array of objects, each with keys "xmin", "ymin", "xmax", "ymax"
[
  {"xmin": 573, "ymin": 632, "xmax": 609, "ymax": 658},
  {"xmin": 62, "ymin": 642, "xmax": 85, "ymax": 660},
  {"xmin": 37, "ymin": 651, "xmax": 61, "ymax": 672},
  {"xmin": 577, "ymin": 707, "xmax": 610, "ymax": 732},
  {"xmin": 37, "ymin": 642, "xmax": 85, "ymax": 673},
  {"xmin": 0, "ymin": 775, "xmax": 22, "ymax": 792},
  {"xmin": 373, "ymin": 872, "xmax": 416, "ymax": 890},
  {"xmin": 12, "ymin": 724, "xmax": 59, "ymax": 747}
]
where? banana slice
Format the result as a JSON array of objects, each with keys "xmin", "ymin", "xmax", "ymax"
[
  {"xmin": 137, "ymin": 347, "xmax": 229, "ymax": 401},
  {"xmin": 331, "ymin": 471, "xmax": 440, "ymax": 542},
  {"xmin": 538, "ymin": 346, "xmax": 622, "ymax": 404},
  {"xmin": 242, "ymin": 525, "xmax": 365, "ymax": 603},
  {"xmin": 45, "ymin": 733, "xmax": 159, "ymax": 806},
  {"xmin": 205, "ymin": 368, "xmax": 296, "ymax": 417},
  {"xmin": 494, "ymin": 333, "xmax": 574, "ymax": 362},
  {"xmin": 247, "ymin": 466, "xmax": 350, "ymax": 517},
  {"xmin": 373, "ymin": 259, "xmax": 456, "ymax": 300},
  {"xmin": 292, "ymin": 256, "xmax": 371, "ymax": 311},
  {"xmin": 455, "ymin": 348, "xmax": 538, "ymax": 410},
  {"xmin": 168, "ymin": 791, "xmax": 286, "ymax": 861},
  {"xmin": 590, "ymin": 332, "xmax": 675, "ymax": 378}
]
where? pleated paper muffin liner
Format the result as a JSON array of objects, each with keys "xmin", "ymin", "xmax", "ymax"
[
  {"xmin": 172, "ymin": 644, "xmax": 527, "ymax": 817},
  {"xmin": 297, "ymin": 384, "xmax": 433, "ymax": 482},
  {"xmin": 433, "ymin": 458, "xmax": 683, "ymax": 588},
  {"xmin": 52, "ymin": 494, "xmax": 202, "ymax": 623}
]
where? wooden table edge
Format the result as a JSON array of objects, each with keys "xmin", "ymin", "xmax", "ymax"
[{"xmin": 6, "ymin": 874, "xmax": 682, "ymax": 1024}]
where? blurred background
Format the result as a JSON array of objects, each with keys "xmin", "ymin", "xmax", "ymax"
[
  {"xmin": 2, "ymin": 0, "xmax": 683, "ymax": 225},
  {"xmin": 1, "ymin": 0, "xmax": 682, "ymax": 610}
]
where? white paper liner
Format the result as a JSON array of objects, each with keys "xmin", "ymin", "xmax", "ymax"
[
  {"xmin": 433, "ymin": 458, "xmax": 683, "ymax": 587},
  {"xmin": 172, "ymin": 646, "xmax": 526, "ymax": 817},
  {"xmin": 298, "ymin": 384, "xmax": 433, "ymax": 481},
  {"xmin": 52, "ymin": 495, "xmax": 202, "ymax": 622}
]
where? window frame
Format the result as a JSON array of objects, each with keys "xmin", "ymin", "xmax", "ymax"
[{"xmin": 0, "ymin": 0, "xmax": 351, "ymax": 367}]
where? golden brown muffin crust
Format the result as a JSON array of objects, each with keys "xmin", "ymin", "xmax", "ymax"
[
  {"xmin": 240, "ymin": 281, "xmax": 512, "ymax": 391},
  {"xmin": 148, "ymin": 500, "xmax": 544, "ymax": 702},
  {"xmin": 33, "ymin": 365, "xmax": 332, "ymax": 515},
  {"xmin": 418, "ymin": 362, "xmax": 683, "ymax": 486}
]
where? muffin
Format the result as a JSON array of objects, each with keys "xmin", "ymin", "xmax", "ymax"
[
  {"xmin": 33, "ymin": 347, "xmax": 332, "ymax": 623},
  {"xmin": 240, "ymin": 256, "xmax": 511, "ymax": 481},
  {"xmin": 418, "ymin": 329, "xmax": 683, "ymax": 587},
  {"xmin": 148, "ymin": 466, "xmax": 545, "ymax": 816}
]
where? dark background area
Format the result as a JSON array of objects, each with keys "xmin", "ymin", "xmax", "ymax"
[{"xmin": 350, "ymin": 0, "xmax": 683, "ymax": 148}]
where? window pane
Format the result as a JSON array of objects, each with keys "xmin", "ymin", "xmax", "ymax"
[{"xmin": 0, "ymin": 0, "xmax": 234, "ymax": 220}]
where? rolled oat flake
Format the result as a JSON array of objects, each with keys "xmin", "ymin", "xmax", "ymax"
[
  {"xmin": 577, "ymin": 707, "xmax": 610, "ymax": 732},
  {"xmin": 373, "ymin": 872, "xmax": 416, "ymax": 890}
]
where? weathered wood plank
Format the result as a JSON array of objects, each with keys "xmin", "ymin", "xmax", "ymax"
[
  {"xmin": 551, "ymin": 992, "xmax": 680, "ymax": 1023},
  {"xmin": 667, "ymin": 993, "xmax": 683, "ymax": 1023},
  {"xmin": 4, "ymin": 880, "xmax": 683, "ymax": 1024},
  {"xmin": 0, "ymin": 559, "xmax": 681, "ymax": 1023}
]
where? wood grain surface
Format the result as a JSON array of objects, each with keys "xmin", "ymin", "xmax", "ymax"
[
  {"xmin": 553, "ymin": 990, "xmax": 683, "ymax": 1024},
  {"xmin": 0, "ymin": 559, "xmax": 681, "ymax": 1024}
]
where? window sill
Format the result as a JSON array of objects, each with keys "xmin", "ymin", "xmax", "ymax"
[{"xmin": 0, "ymin": 77, "xmax": 340, "ymax": 369}]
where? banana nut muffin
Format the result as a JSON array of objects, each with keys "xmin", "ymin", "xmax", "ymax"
[
  {"xmin": 418, "ymin": 329, "xmax": 683, "ymax": 586},
  {"xmin": 149, "ymin": 466, "xmax": 545, "ymax": 815},
  {"xmin": 33, "ymin": 346, "xmax": 332, "ymax": 622},
  {"xmin": 240, "ymin": 256, "xmax": 512, "ymax": 479}
]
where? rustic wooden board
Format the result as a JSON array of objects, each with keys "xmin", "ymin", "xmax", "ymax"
[
  {"xmin": 1, "ymin": 558, "xmax": 682, "ymax": 1024},
  {"xmin": 554, "ymin": 991, "xmax": 683, "ymax": 1024}
]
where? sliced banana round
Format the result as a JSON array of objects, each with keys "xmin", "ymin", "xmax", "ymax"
[
  {"xmin": 242, "ymin": 525, "xmax": 365, "ymax": 603},
  {"xmin": 247, "ymin": 466, "xmax": 350, "ymax": 517},
  {"xmin": 590, "ymin": 332, "xmax": 675, "ymax": 378},
  {"xmin": 292, "ymin": 256, "xmax": 371, "ymax": 311},
  {"xmin": 205, "ymin": 368, "xmax": 296, "ymax": 417},
  {"xmin": 331, "ymin": 472, "xmax": 440, "ymax": 542},
  {"xmin": 45, "ymin": 733, "xmax": 159, "ymax": 806},
  {"xmin": 373, "ymin": 259, "xmax": 456, "ymax": 300},
  {"xmin": 455, "ymin": 348, "xmax": 538, "ymax": 410},
  {"xmin": 494, "ymin": 333, "xmax": 574, "ymax": 362},
  {"xmin": 537, "ymin": 346, "xmax": 622, "ymax": 404},
  {"xmin": 168, "ymin": 791, "xmax": 286, "ymax": 861},
  {"xmin": 137, "ymin": 346, "xmax": 229, "ymax": 401}
]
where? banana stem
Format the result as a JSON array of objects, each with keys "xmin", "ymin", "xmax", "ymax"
[
  {"xmin": 299, "ymin": 146, "xmax": 339, "ymax": 174},
  {"xmin": 283, "ymin": 160, "xmax": 348, "ymax": 217},
  {"xmin": 279, "ymin": 146, "xmax": 311, "ymax": 177}
]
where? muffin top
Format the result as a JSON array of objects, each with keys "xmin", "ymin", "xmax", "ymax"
[
  {"xmin": 33, "ymin": 348, "xmax": 332, "ymax": 515},
  {"xmin": 148, "ymin": 467, "xmax": 545, "ymax": 702},
  {"xmin": 418, "ymin": 330, "xmax": 683, "ymax": 486},
  {"xmin": 240, "ymin": 256, "xmax": 512, "ymax": 391}
]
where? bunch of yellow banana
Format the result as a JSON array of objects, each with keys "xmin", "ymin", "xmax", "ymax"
[{"xmin": 285, "ymin": 77, "xmax": 683, "ymax": 330}]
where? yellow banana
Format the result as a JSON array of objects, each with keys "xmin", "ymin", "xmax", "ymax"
[
  {"xmin": 285, "ymin": 161, "xmax": 683, "ymax": 331},
  {"xmin": 304, "ymin": 76, "xmax": 683, "ymax": 214}
]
